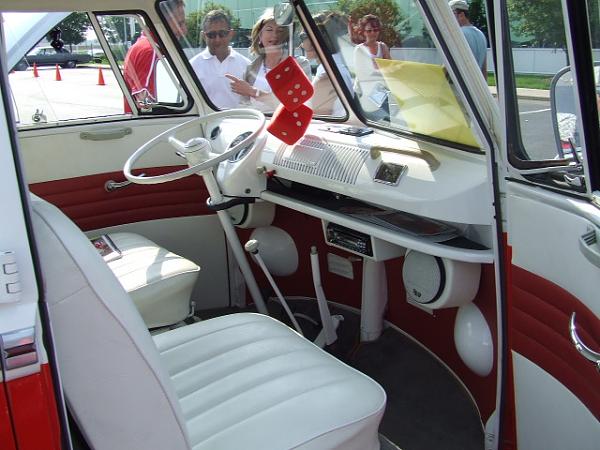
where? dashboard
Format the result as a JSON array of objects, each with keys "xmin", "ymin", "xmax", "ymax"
[
  {"xmin": 257, "ymin": 123, "xmax": 492, "ymax": 225},
  {"xmin": 216, "ymin": 119, "xmax": 494, "ymax": 263}
]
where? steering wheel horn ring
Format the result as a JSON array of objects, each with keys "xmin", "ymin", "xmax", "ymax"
[{"xmin": 124, "ymin": 109, "xmax": 266, "ymax": 184}]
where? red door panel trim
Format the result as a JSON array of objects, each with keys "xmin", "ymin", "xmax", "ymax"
[
  {"xmin": 510, "ymin": 265, "xmax": 600, "ymax": 420},
  {"xmin": 30, "ymin": 166, "xmax": 212, "ymax": 231},
  {"xmin": 0, "ymin": 382, "xmax": 16, "ymax": 450},
  {"xmin": 5, "ymin": 364, "xmax": 61, "ymax": 450}
]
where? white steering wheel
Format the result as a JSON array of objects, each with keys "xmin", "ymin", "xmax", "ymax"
[{"xmin": 124, "ymin": 109, "xmax": 265, "ymax": 184}]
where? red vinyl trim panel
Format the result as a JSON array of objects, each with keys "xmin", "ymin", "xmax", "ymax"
[
  {"xmin": 4, "ymin": 365, "xmax": 61, "ymax": 450},
  {"xmin": 0, "ymin": 382, "xmax": 16, "ymax": 450},
  {"xmin": 29, "ymin": 166, "xmax": 212, "ymax": 231},
  {"xmin": 510, "ymin": 264, "xmax": 600, "ymax": 420}
]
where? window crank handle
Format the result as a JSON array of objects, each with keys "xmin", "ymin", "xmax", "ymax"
[{"xmin": 104, "ymin": 173, "xmax": 145, "ymax": 192}]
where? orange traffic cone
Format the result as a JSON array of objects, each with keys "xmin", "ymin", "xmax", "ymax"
[
  {"xmin": 55, "ymin": 64, "xmax": 62, "ymax": 81},
  {"xmin": 33, "ymin": 63, "xmax": 39, "ymax": 78},
  {"xmin": 97, "ymin": 67, "xmax": 105, "ymax": 86}
]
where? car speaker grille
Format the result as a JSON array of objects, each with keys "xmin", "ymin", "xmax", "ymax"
[{"xmin": 273, "ymin": 137, "xmax": 369, "ymax": 184}]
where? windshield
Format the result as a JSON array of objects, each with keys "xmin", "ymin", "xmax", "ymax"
[{"xmin": 162, "ymin": 0, "xmax": 482, "ymax": 150}]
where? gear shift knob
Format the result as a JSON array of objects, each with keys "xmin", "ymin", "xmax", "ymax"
[{"xmin": 244, "ymin": 239, "xmax": 259, "ymax": 254}]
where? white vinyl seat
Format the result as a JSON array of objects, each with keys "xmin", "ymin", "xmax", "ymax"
[
  {"xmin": 30, "ymin": 194, "xmax": 386, "ymax": 450},
  {"xmin": 104, "ymin": 232, "xmax": 200, "ymax": 328}
]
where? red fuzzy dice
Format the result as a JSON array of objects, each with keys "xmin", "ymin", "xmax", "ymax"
[
  {"xmin": 266, "ymin": 56, "xmax": 314, "ymax": 111},
  {"xmin": 267, "ymin": 103, "xmax": 313, "ymax": 145}
]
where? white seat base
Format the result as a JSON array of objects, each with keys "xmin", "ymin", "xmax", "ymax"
[
  {"xmin": 154, "ymin": 313, "xmax": 386, "ymax": 450},
  {"xmin": 106, "ymin": 232, "xmax": 200, "ymax": 328}
]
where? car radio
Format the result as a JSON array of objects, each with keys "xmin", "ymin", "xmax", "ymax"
[{"xmin": 325, "ymin": 222, "xmax": 373, "ymax": 257}]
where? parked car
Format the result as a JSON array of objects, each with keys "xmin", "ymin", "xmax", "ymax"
[{"xmin": 13, "ymin": 46, "xmax": 93, "ymax": 70}]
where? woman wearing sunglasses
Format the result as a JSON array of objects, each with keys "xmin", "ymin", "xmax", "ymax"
[
  {"xmin": 227, "ymin": 8, "xmax": 311, "ymax": 112},
  {"xmin": 355, "ymin": 15, "xmax": 391, "ymax": 63},
  {"xmin": 353, "ymin": 14, "xmax": 392, "ymax": 121}
]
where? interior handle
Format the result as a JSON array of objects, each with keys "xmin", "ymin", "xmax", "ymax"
[
  {"xmin": 579, "ymin": 227, "xmax": 600, "ymax": 267},
  {"xmin": 569, "ymin": 313, "xmax": 600, "ymax": 372},
  {"xmin": 80, "ymin": 127, "xmax": 132, "ymax": 141}
]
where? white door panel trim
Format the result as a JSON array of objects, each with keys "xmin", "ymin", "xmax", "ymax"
[
  {"xmin": 507, "ymin": 183, "xmax": 600, "ymax": 316},
  {"xmin": 19, "ymin": 116, "xmax": 196, "ymax": 183},
  {"xmin": 512, "ymin": 352, "xmax": 600, "ymax": 450},
  {"xmin": 508, "ymin": 182, "xmax": 600, "ymax": 228},
  {"xmin": 0, "ymin": 81, "xmax": 40, "ymax": 382}
]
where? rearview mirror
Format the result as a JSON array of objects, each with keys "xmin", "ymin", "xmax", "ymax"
[
  {"xmin": 550, "ymin": 63, "xmax": 599, "ymax": 160},
  {"xmin": 550, "ymin": 66, "xmax": 578, "ymax": 158}
]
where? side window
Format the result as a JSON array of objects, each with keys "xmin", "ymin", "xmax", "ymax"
[
  {"xmin": 96, "ymin": 12, "xmax": 189, "ymax": 114},
  {"xmin": 6, "ymin": 11, "xmax": 187, "ymax": 127},
  {"xmin": 505, "ymin": 0, "xmax": 571, "ymax": 164},
  {"xmin": 504, "ymin": 0, "xmax": 600, "ymax": 192}
]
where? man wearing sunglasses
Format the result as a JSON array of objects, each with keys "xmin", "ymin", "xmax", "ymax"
[{"xmin": 190, "ymin": 9, "xmax": 250, "ymax": 109}]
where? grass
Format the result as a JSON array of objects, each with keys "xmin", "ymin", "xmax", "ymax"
[
  {"xmin": 87, "ymin": 57, "xmax": 555, "ymax": 90},
  {"xmin": 487, "ymin": 73, "xmax": 553, "ymax": 90}
]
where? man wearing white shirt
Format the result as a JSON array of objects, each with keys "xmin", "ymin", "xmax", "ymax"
[{"xmin": 190, "ymin": 10, "xmax": 250, "ymax": 109}]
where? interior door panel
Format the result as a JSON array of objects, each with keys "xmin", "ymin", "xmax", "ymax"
[
  {"xmin": 506, "ymin": 182, "xmax": 600, "ymax": 448},
  {"xmin": 19, "ymin": 117, "xmax": 233, "ymax": 310},
  {"xmin": 18, "ymin": 117, "xmax": 193, "ymax": 183},
  {"xmin": 512, "ymin": 352, "xmax": 598, "ymax": 450},
  {"xmin": 510, "ymin": 265, "xmax": 600, "ymax": 418},
  {"xmin": 29, "ymin": 167, "xmax": 211, "ymax": 231}
]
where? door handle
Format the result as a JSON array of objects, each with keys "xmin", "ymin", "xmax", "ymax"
[
  {"xmin": 579, "ymin": 227, "xmax": 600, "ymax": 267},
  {"xmin": 569, "ymin": 313, "xmax": 600, "ymax": 372},
  {"xmin": 80, "ymin": 127, "xmax": 132, "ymax": 141}
]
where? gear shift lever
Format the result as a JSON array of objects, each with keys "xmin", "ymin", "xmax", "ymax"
[
  {"xmin": 244, "ymin": 239, "xmax": 303, "ymax": 335},
  {"xmin": 310, "ymin": 247, "xmax": 342, "ymax": 347}
]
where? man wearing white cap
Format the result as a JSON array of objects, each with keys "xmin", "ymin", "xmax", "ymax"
[{"xmin": 449, "ymin": 0, "xmax": 487, "ymax": 76}]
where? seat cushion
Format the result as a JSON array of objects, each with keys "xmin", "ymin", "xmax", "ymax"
[
  {"xmin": 106, "ymin": 232, "xmax": 200, "ymax": 327},
  {"xmin": 154, "ymin": 313, "xmax": 386, "ymax": 450}
]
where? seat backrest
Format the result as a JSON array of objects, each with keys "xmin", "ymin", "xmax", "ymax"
[{"xmin": 30, "ymin": 195, "xmax": 190, "ymax": 450}]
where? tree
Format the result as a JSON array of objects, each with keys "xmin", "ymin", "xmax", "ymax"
[
  {"xmin": 468, "ymin": 0, "xmax": 489, "ymax": 39},
  {"xmin": 95, "ymin": 15, "xmax": 136, "ymax": 61},
  {"xmin": 185, "ymin": 2, "xmax": 241, "ymax": 48},
  {"xmin": 336, "ymin": 0, "xmax": 407, "ymax": 47},
  {"xmin": 49, "ymin": 12, "xmax": 90, "ymax": 51},
  {"xmin": 588, "ymin": 1, "xmax": 600, "ymax": 48},
  {"xmin": 507, "ymin": 0, "xmax": 565, "ymax": 48}
]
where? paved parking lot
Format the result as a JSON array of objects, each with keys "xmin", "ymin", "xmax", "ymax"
[{"xmin": 8, "ymin": 66, "xmax": 123, "ymax": 124}]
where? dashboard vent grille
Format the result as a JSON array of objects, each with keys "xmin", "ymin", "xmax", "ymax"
[{"xmin": 273, "ymin": 137, "xmax": 369, "ymax": 184}]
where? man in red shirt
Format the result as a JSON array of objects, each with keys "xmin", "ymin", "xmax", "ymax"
[{"xmin": 123, "ymin": 0, "xmax": 187, "ymax": 113}]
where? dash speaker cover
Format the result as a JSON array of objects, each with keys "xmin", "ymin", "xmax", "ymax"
[
  {"xmin": 402, "ymin": 250, "xmax": 445, "ymax": 304},
  {"xmin": 402, "ymin": 250, "xmax": 481, "ymax": 309}
]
